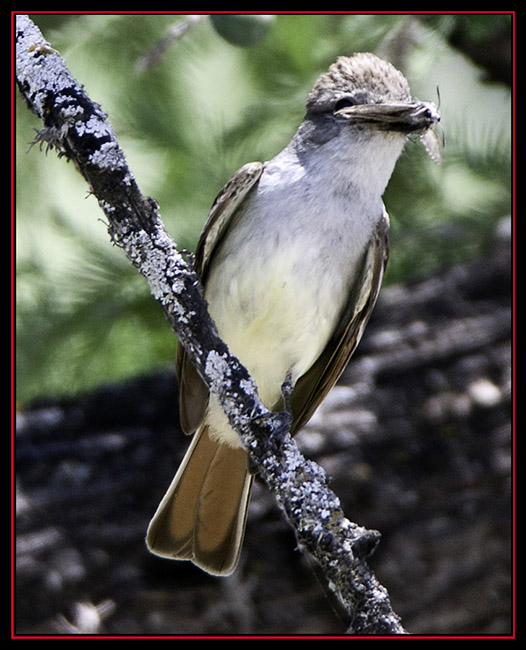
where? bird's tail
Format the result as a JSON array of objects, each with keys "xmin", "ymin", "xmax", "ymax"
[{"xmin": 146, "ymin": 425, "xmax": 253, "ymax": 576}]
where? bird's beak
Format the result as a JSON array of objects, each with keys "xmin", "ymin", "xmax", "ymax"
[{"xmin": 336, "ymin": 100, "xmax": 440, "ymax": 135}]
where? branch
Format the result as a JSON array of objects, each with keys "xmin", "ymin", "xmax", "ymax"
[{"xmin": 15, "ymin": 14, "xmax": 406, "ymax": 635}]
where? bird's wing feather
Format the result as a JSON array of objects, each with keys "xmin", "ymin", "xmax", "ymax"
[
  {"xmin": 195, "ymin": 162, "xmax": 264, "ymax": 278},
  {"xmin": 176, "ymin": 162, "xmax": 264, "ymax": 434}
]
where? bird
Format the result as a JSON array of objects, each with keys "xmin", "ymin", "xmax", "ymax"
[{"xmin": 146, "ymin": 52, "xmax": 440, "ymax": 575}]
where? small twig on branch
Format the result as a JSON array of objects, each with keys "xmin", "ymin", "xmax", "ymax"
[
  {"xmin": 135, "ymin": 14, "xmax": 207, "ymax": 73},
  {"xmin": 15, "ymin": 14, "xmax": 406, "ymax": 635}
]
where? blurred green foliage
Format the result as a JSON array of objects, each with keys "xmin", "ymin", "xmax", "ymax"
[{"xmin": 15, "ymin": 13, "xmax": 512, "ymax": 403}]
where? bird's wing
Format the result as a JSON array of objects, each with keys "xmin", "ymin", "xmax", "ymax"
[
  {"xmin": 176, "ymin": 162, "xmax": 264, "ymax": 434},
  {"xmin": 288, "ymin": 208, "xmax": 389, "ymax": 434}
]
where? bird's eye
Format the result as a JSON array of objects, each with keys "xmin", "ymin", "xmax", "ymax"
[{"xmin": 334, "ymin": 97, "xmax": 355, "ymax": 112}]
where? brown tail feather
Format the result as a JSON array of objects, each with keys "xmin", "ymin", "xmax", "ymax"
[{"xmin": 146, "ymin": 426, "xmax": 253, "ymax": 576}]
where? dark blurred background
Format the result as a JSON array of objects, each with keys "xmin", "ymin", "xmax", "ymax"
[{"xmin": 15, "ymin": 13, "xmax": 513, "ymax": 636}]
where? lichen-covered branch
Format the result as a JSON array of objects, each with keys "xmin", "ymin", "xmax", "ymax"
[{"xmin": 15, "ymin": 14, "xmax": 406, "ymax": 634}]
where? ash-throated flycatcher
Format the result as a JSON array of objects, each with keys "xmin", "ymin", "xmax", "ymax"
[{"xmin": 146, "ymin": 53, "xmax": 440, "ymax": 575}]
